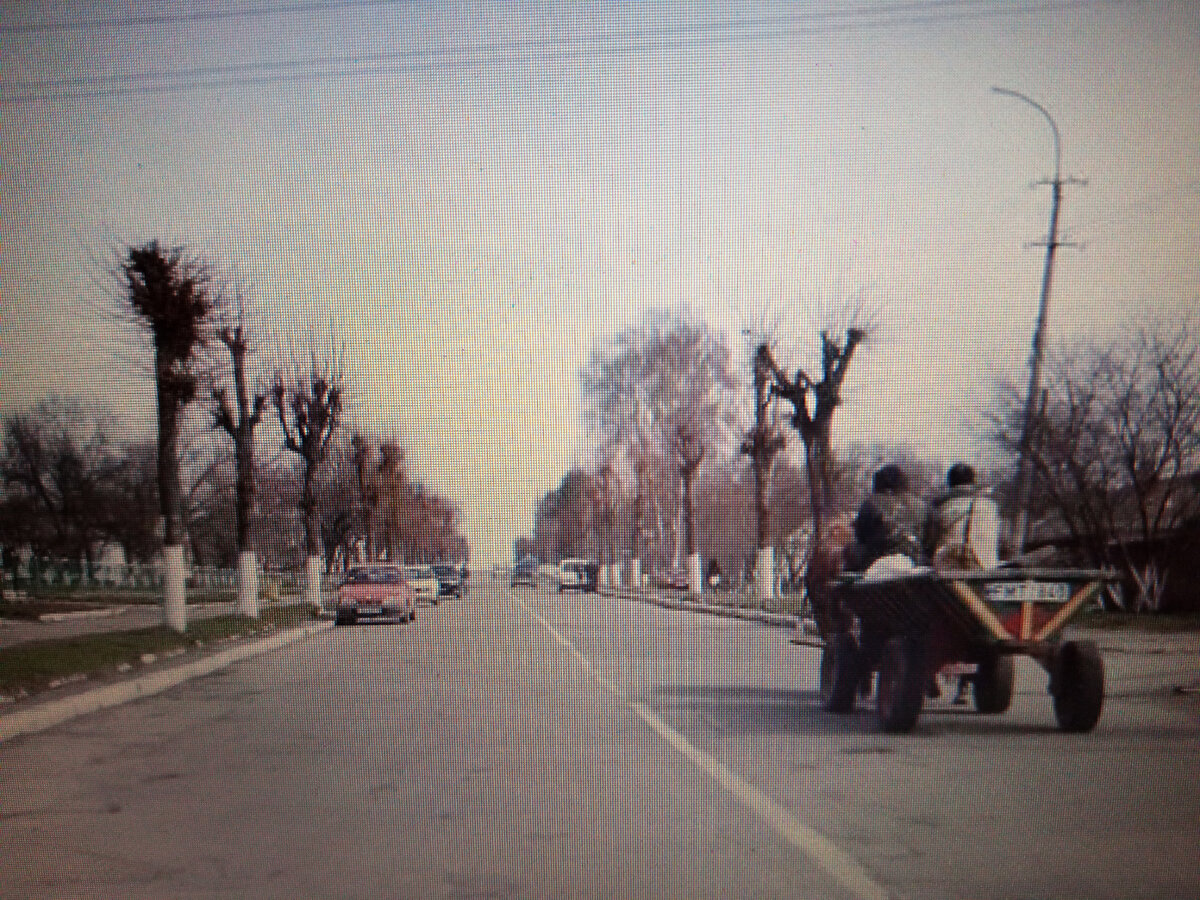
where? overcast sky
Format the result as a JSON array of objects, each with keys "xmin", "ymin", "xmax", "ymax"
[{"xmin": 2, "ymin": 0, "xmax": 1197, "ymax": 564}]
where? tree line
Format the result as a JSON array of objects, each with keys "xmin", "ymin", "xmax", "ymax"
[
  {"xmin": 1, "ymin": 241, "xmax": 468, "ymax": 627},
  {"xmin": 526, "ymin": 304, "xmax": 1199, "ymax": 614}
]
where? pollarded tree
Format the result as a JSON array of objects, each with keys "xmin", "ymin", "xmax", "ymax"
[
  {"xmin": 273, "ymin": 348, "xmax": 344, "ymax": 609},
  {"xmin": 120, "ymin": 241, "xmax": 215, "ymax": 631},
  {"xmin": 758, "ymin": 305, "xmax": 873, "ymax": 637},
  {"xmin": 209, "ymin": 290, "xmax": 268, "ymax": 615}
]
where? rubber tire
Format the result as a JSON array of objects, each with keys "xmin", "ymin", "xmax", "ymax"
[
  {"xmin": 875, "ymin": 637, "xmax": 926, "ymax": 733},
  {"xmin": 335, "ymin": 611, "xmax": 357, "ymax": 627},
  {"xmin": 1052, "ymin": 640, "xmax": 1105, "ymax": 733},
  {"xmin": 973, "ymin": 655, "xmax": 1016, "ymax": 714},
  {"xmin": 819, "ymin": 633, "xmax": 861, "ymax": 714}
]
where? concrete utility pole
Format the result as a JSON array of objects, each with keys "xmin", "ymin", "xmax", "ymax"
[{"xmin": 992, "ymin": 87, "xmax": 1084, "ymax": 554}]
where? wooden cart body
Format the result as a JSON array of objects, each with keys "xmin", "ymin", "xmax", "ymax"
[{"xmin": 821, "ymin": 567, "xmax": 1113, "ymax": 733}]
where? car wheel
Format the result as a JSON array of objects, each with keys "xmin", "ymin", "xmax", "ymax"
[{"xmin": 335, "ymin": 610, "xmax": 357, "ymax": 627}]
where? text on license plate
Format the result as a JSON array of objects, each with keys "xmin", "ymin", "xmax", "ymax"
[{"xmin": 986, "ymin": 581, "xmax": 1071, "ymax": 604}]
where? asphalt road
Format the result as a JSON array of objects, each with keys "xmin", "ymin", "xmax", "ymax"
[{"xmin": 1, "ymin": 578, "xmax": 1198, "ymax": 899}]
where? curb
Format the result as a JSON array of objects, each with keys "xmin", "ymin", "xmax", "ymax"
[
  {"xmin": 0, "ymin": 621, "xmax": 331, "ymax": 744},
  {"xmin": 39, "ymin": 606, "xmax": 130, "ymax": 622},
  {"xmin": 603, "ymin": 588, "xmax": 800, "ymax": 629}
]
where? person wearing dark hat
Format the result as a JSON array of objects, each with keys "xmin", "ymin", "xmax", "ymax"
[
  {"xmin": 843, "ymin": 464, "xmax": 923, "ymax": 573},
  {"xmin": 922, "ymin": 462, "xmax": 1001, "ymax": 570}
]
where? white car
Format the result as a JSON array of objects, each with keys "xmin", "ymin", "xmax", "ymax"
[
  {"xmin": 404, "ymin": 564, "xmax": 441, "ymax": 605},
  {"xmin": 555, "ymin": 558, "xmax": 598, "ymax": 593}
]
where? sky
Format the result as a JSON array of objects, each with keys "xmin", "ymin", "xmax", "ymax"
[{"xmin": 2, "ymin": 0, "xmax": 1198, "ymax": 565}]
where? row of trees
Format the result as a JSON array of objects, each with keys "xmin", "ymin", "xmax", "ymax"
[
  {"xmin": 528, "ymin": 304, "xmax": 1199, "ymax": 616},
  {"xmin": 1, "ymin": 241, "xmax": 468, "ymax": 629}
]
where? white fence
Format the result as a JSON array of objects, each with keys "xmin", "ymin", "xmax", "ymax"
[{"xmin": 3, "ymin": 561, "xmax": 334, "ymax": 598}]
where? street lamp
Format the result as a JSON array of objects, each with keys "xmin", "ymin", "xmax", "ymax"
[{"xmin": 992, "ymin": 86, "xmax": 1068, "ymax": 555}]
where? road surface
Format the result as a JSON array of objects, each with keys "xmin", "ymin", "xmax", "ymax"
[{"xmin": 2, "ymin": 577, "xmax": 1197, "ymax": 899}]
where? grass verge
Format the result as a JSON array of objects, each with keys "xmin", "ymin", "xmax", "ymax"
[
  {"xmin": 0, "ymin": 599, "xmax": 110, "ymax": 620},
  {"xmin": 0, "ymin": 604, "xmax": 317, "ymax": 698},
  {"xmin": 16, "ymin": 589, "xmax": 239, "ymax": 605}
]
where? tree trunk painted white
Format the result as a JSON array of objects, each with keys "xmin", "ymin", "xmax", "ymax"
[
  {"xmin": 687, "ymin": 552, "xmax": 703, "ymax": 597},
  {"xmin": 755, "ymin": 546, "xmax": 775, "ymax": 607},
  {"xmin": 628, "ymin": 558, "xmax": 642, "ymax": 591},
  {"xmin": 163, "ymin": 544, "xmax": 187, "ymax": 633},
  {"xmin": 237, "ymin": 550, "xmax": 259, "ymax": 618},
  {"xmin": 304, "ymin": 555, "xmax": 323, "ymax": 612}
]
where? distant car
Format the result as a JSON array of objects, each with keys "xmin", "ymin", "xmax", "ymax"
[
  {"xmin": 334, "ymin": 565, "xmax": 415, "ymax": 626},
  {"xmin": 432, "ymin": 563, "xmax": 463, "ymax": 597},
  {"xmin": 404, "ymin": 564, "xmax": 441, "ymax": 604},
  {"xmin": 555, "ymin": 558, "xmax": 598, "ymax": 593},
  {"xmin": 510, "ymin": 560, "xmax": 537, "ymax": 588}
]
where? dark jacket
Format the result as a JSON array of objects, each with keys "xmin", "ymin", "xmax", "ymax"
[{"xmin": 845, "ymin": 491, "xmax": 923, "ymax": 571}]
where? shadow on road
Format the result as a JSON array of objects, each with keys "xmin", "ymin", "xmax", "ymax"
[{"xmin": 651, "ymin": 684, "xmax": 884, "ymax": 735}]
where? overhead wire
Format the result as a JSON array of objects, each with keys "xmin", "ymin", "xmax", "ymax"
[
  {"xmin": 1, "ymin": 0, "xmax": 1128, "ymax": 105},
  {"xmin": 0, "ymin": 0, "xmax": 403, "ymax": 35}
]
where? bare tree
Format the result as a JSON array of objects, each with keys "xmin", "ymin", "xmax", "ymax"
[
  {"xmin": 738, "ymin": 344, "xmax": 789, "ymax": 602},
  {"xmin": 273, "ymin": 347, "xmax": 345, "ymax": 609},
  {"xmin": 0, "ymin": 398, "xmax": 125, "ymax": 565},
  {"xmin": 209, "ymin": 291, "xmax": 269, "ymax": 615},
  {"xmin": 758, "ymin": 324, "xmax": 868, "ymax": 636},
  {"xmin": 985, "ymin": 321, "xmax": 1200, "ymax": 611},
  {"xmin": 118, "ymin": 241, "xmax": 215, "ymax": 631},
  {"xmin": 580, "ymin": 307, "xmax": 736, "ymax": 591}
]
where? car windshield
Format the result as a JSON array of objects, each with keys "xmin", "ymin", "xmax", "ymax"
[{"xmin": 343, "ymin": 567, "xmax": 404, "ymax": 586}]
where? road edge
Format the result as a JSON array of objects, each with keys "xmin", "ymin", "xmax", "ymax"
[
  {"xmin": 602, "ymin": 587, "xmax": 802, "ymax": 629},
  {"xmin": 0, "ymin": 621, "xmax": 332, "ymax": 743}
]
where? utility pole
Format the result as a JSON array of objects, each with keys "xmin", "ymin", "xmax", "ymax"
[{"xmin": 992, "ymin": 87, "xmax": 1085, "ymax": 554}]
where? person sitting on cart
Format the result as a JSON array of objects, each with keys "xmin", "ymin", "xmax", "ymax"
[
  {"xmin": 843, "ymin": 464, "xmax": 923, "ymax": 573},
  {"xmin": 921, "ymin": 462, "xmax": 1001, "ymax": 570}
]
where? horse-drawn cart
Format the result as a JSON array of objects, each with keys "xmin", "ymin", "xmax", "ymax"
[{"xmin": 819, "ymin": 567, "xmax": 1114, "ymax": 733}]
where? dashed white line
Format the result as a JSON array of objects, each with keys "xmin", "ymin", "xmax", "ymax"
[{"xmin": 515, "ymin": 595, "xmax": 892, "ymax": 900}]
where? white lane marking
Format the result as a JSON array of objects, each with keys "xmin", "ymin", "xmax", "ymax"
[{"xmin": 515, "ymin": 595, "xmax": 892, "ymax": 900}]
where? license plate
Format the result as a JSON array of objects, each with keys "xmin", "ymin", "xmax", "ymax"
[{"xmin": 986, "ymin": 581, "xmax": 1071, "ymax": 604}]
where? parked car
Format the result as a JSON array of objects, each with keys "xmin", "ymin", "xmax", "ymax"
[
  {"xmin": 555, "ymin": 558, "xmax": 599, "ymax": 593},
  {"xmin": 432, "ymin": 563, "xmax": 463, "ymax": 597},
  {"xmin": 404, "ymin": 564, "xmax": 442, "ymax": 604},
  {"xmin": 334, "ymin": 565, "xmax": 416, "ymax": 626},
  {"xmin": 510, "ymin": 559, "xmax": 537, "ymax": 588}
]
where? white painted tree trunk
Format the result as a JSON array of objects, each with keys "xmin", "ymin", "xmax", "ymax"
[
  {"xmin": 628, "ymin": 558, "xmax": 642, "ymax": 591},
  {"xmin": 304, "ymin": 555, "xmax": 323, "ymax": 612},
  {"xmin": 163, "ymin": 544, "xmax": 187, "ymax": 633},
  {"xmin": 687, "ymin": 552, "xmax": 703, "ymax": 597},
  {"xmin": 755, "ymin": 546, "xmax": 775, "ymax": 607},
  {"xmin": 237, "ymin": 550, "xmax": 259, "ymax": 618}
]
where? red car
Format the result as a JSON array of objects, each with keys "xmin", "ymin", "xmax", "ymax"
[{"xmin": 334, "ymin": 565, "xmax": 416, "ymax": 626}]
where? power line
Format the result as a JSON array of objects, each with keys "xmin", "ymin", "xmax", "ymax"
[
  {"xmin": 0, "ymin": 0, "xmax": 1126, "ymax": 105},
  {"xmin": 0, "ymin": 0, "xmax": 402, "ymax": 35}
]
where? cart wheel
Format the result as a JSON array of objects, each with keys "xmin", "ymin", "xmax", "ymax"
[
  {"xmin": 819, "ymin": 633, "xmax": 860, "ymax": 713},
  {"xmin": 1052, "ymin": 640, "xmax": 1104, "ymax": 733},
  {"xmin": 875, "ymin": 637, "xmax": 926, "ymax": 733},
  {"xmin": 973, "ymin": 654, "xmax": 1015, "ymax": 714}
]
